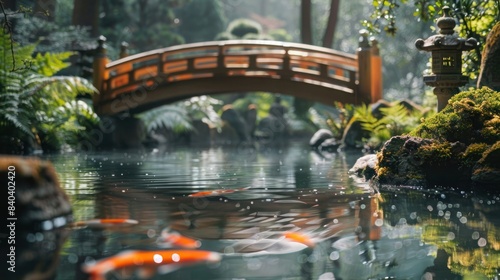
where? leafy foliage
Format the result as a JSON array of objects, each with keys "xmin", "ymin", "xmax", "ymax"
[
  {"xmin": 325, "ymin": 101, "xmax": 429, "ymax": 151},
  {"xmin": 100, "ymin": 0, "xmax": 186, "ymax": 54},
  {"xmin": 325, "ymin": 102, "xmax": 355, "ymax": 140},
  {"xmin": 231, "ymin": 92, "xmax": 281, "ymax": 120},
  {"xmin": 216, "ymin": 17, "xmax": 293, "ymax": 41},
  {"xmin": 137, "ymin": 105, "xmax": 193, "ymax": 134},
  {"xmin": 227, "ymin": 18, "xmax": 263, "ymax": 38},
  {"xmin": 177, "ymin": 0, "xmax": 226, "ymax": 43},
  {"xmin": 13, "ymin": 16, "xmax": 93, "ymax": 54},
  {"xmin": 182, "ymin": 95, "xmax": 222, "ymax": 128},
  {"xmin": 137, "ymin": 95, "xmax": 223, "ymax": 134},
  {"xmin": 0, "ymin": 29, "xmax": 98, "ymax": 153},
  {"xmin": 364, "ymin": 0, "xmax": 500, "ymax": 78}
]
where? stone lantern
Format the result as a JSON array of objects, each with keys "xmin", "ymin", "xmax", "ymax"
[{"xmin": 415, "ymin": 6, "xmax": 478, "ymax": 111}]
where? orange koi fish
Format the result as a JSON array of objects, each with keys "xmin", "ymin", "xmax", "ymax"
[
  {"xmin": 283, "ymin": 231, "xmax": 316, "ymax": 248},
  {"xmin": 83, "ymin": 249, "xmax": 221, "ymax": 280},
  {"xmin": 158, "ymin": 230, "xmax": 201, "ymax": 249},
  {"xmin": 188, "ymin": 187, "xmax": 250, "ymax": 197},
  {"xmin": 72, "ymin": 218, "xmax": 138, "ymax": 228}
]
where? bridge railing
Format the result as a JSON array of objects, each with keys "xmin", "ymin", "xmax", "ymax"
[{"xmin": 92, "ymin": 35, "xmax": 382, "ymax": 114}]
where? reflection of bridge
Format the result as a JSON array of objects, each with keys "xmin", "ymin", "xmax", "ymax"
[{"xmin": 92, "ymin": 36, "xmax": 382, "ymax": 116}]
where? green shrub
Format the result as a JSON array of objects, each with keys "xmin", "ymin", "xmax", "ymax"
[{"xmin": 0, "ymin": 30, "xmax": 98, "ymax": 153}]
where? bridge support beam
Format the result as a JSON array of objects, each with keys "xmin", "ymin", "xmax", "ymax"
[
  {"xmin": 112, "ymin": 116, "xmax": 146, "ymax": 149},
  {"xmin": 357, "ymin": 30, "xmax": 383, "ymax": 104}
]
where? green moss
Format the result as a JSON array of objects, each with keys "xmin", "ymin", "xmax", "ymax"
[
  {"xmin": 376, "ymin": 87, "xmax": 500, "ymax": 187},
  {"xmin": 417, "ymin": 142, "xmax": 453, "ymax": 164},
  {"xmin": 478, "ymin": 141, "xmax": 500, "ymax": 168},
  {"xmin": 481, "ymin": 116, "xmax": 500, "ymax": 143},
  {"xmin": 461, "ymin": 143, "xmax": 490, "ymax": 168},
  {"xmin": 411, "ymin": 87, "xmax": 500, "ymax": 145}
]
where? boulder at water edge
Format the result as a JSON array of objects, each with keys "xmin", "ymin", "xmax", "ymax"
[
  {"xmin": 374, "ymin": 87, "xmax": 500, "ymax": 189},
  {"xmin": 309, "ymin": 129, "xmax": 333, "ymax": 148},
  {"xmin": 1, "ymin": 156, "xmax": 72, "ymax": 229},
  {"xmin": 348, "ymin": 154, "xmax": 378, "ymax": 180},
  {"xmin": 375, "ymin": 135, "xmax": 469, "ymax": 187},
  {"xmin": 1, "ymin": 156, "xmax": 72, "ymax": 280}
]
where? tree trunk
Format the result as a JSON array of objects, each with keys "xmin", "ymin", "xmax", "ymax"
[
  {"xmin": 34, "ymin": 0, "xmax": 56, "ymax": 21},
  {"xmin": 72, "ymin": 0, "xmax": 100, "ymax": 36},
  {"xmin": 322, "ymin": 0, "xmax": 340, "ymax": 48},
  {"xmin": 300, "ymin": 0, "xmax": 312, "ymax": 44}
]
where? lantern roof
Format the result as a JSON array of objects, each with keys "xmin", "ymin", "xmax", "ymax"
[{"xmin": 415, "ymin": 6, "xmax": 477, "ymax": 52}]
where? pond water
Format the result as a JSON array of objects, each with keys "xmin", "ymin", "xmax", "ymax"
[{"xmin": 33, "ymin": 143, "xmax": 500, "ymax": 279}]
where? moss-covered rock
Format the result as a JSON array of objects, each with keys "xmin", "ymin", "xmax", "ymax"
[
  {"xmin": 375, "ymin": 87, "xmax": 500, "ymax": 188},
  {"xmin": 376, "ymin": 136, "xmax": 428, "ymax": 186},
  {"xmin": 411, "ymin": 87, "xmax": 500, "ymax": 145},
  {"xmin": 477, "ymin": 22, "xmax": 500, "ymax": 91},
  {"xmin": 471, "ymin": 141, "xmax": 500, "ymax": 185}
]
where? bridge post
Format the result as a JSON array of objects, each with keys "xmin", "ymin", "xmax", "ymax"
[
  {"xmin": 119, "ymin": 41, "xmax": 129, "ymax": 58},
  {"xmin": 92, "ymin": 36, "xmax": 108, "ymax": 112},
  {"xmin": 216, "ymin": 45, "xmax": 224, "ymax": 76},
  {"xmin": 356, "ymin": 30, "xmax": 382, "ymax": 104}
]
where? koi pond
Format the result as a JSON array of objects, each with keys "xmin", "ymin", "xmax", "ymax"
[{"xmin": 26, "ymin": 143, "xmax": 500, "ymax": 279}]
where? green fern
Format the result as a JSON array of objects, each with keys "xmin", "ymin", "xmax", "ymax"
[
  {"xmin": 138, "ymin": 105, "xmax": 193, "ymax": 133},
  {"xmin": 0, "ymin": 29, "xmax": 98, "ymax": 153},
  {"xmin": 323, "ymin": 102, "xmax": 356, "ymax": 140},
  {"xmin": 34, "ymin": 52, "xmax": 73, "ymax": 76},
  {"xmin": 354, "ymin": 103, "xmax": 425, "ymax": 150}
]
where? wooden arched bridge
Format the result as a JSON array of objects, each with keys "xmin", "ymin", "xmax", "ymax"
[{"xmin": 92, "ymin": 36, "xmax": 382, "ymax": 116}]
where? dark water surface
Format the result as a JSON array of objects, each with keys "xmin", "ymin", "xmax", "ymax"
[{"xmin": 41, "ymin": 144, "xmax": 499, "ymax": 279}]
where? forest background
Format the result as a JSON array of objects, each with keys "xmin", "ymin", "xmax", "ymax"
[
  {"xmin": 1, "ymin": 0, "xmax": 498, "ymax": 153},
  {"xmin": 4, "ymin": 0, "xmax": 437, "ymax": 102}
]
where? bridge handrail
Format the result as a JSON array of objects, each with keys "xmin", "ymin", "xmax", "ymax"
[
  {"xmin": 92, "ymin": 37, "xmax": 382, "ymax": 116},
  {"xmin": 101, "ymin": 40, "xmax": 359, "ymax": 97},
  {"xmin": 105, "ymin": 40, "xmax": 357, "ymax": 72}
]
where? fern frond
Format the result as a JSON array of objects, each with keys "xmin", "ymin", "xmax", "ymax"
[
  {"xmin": 34, "ymin": 52, "xmax": 73, "ymax": 76},
  {"xmin": 0, "ymin": 29, "xmax": 36, "ymax": 71},
  {"xmin": 138, "ymin": 105, "xmax": 193, "ymax": 133},
  {"xmin": 0, "ymin": 113, "xmax": 34, "ymax": 139}
]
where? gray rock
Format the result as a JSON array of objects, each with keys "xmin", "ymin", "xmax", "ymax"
[
  {"xmin": 319, "ymin": 138, "xmax": 341, "ymax": 152},
  {"xmin": 341, "ymin": 121, "xmax": 369, "ymax": 149},
  {"xmin": 309, "ymin": 129, "xmax": 333, "ymax": 148},
  {"xmin": 349, "ymin": 154, "xmax": 378, "ymax": 179}
]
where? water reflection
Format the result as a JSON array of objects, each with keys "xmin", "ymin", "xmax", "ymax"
[
  {"xmin": 380, "ymin": 186, "xmax": 500, "ymax": 279},
  {"xmin": 41, "ymin": 144, "xmax": 499, "ymax": 279}
]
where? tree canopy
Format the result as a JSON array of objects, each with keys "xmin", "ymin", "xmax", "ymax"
[{"xmin": 364, "ymin": 0, "xmax": 500, "ymax": 78}]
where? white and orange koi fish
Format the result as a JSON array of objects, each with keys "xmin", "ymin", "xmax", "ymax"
[
  {"xmin": 188, "ymin": 187, "xmax": 250, "ymax": 197},
  {"xmin": 283, "ymin": 231, "xmax": 316, "ymax": 248},
  {"xmin": 83, "ymin": 249, "xmax": 221, "ymax": 280},
  {"xmin": 72, "ymin": 218, "xmax": 138, "ymax": 229},
  {"xmin": 157, "ymin": 229, "xmax": 201, "ymax": 249}
]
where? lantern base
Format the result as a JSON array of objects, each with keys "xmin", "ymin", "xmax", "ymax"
[
  {"xmin": 423, "ymin": 74, "xmax": 469, "ymax": 87},
  {"xmin": 433, "ymin": 87, "xmax": 460, "ymax": 111},
  {"xmin": 423, "ymin": 74, "xmax": 469, "ymax": 111}
]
